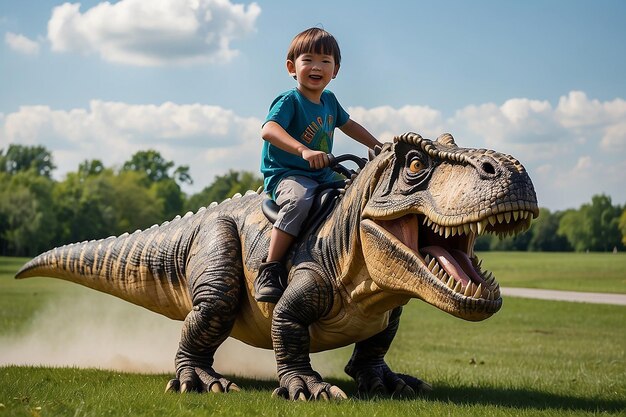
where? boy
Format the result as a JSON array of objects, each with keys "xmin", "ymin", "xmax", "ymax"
[{"xmin": 255, "ymin": 27, "xmax": 382, "ymax": 303}]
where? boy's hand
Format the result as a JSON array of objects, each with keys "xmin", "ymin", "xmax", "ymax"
[{"xmin": 301, "ymin": 149, "xmax": 330, "ymax": 170}]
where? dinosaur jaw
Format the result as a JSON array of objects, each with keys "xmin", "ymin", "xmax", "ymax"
[{"xmin": 360, "ymin": 210, "xmax": 533, "ymax": 321}]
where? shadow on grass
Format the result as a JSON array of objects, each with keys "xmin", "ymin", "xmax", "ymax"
[{"xmin": 231, "ymin": 375, "xmax": 625, "ymax": 413}]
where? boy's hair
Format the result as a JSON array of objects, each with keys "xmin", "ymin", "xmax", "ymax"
[{"xmin": 287, "ymin": 28, "xmax": 341, "ymax": 66}]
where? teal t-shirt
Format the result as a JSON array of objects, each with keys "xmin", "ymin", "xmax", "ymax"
[{"xmin": 260, "ymin": 88, "xmax": 350, "ymax": 199}]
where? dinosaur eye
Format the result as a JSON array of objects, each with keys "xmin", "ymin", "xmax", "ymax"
[{"xmin": 409, "ymin": 159, "xmax": 425, "ymax": 173}]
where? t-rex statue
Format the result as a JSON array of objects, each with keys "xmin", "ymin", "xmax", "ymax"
[{"xmin": 16, "ymin": 132, "xmax": 539, "ymax": 401}]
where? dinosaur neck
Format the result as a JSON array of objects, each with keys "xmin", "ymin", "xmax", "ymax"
[{"xmin": 315, "ymin": 160, "xmax": 411, "ymax": 316}]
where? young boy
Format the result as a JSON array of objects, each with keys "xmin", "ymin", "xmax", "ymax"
[{"xmin": 255, "ymin": 27, "xmax": 382, "ymax": 303}]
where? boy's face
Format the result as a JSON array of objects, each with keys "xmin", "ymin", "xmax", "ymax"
[{"xmin": 287, "ymin": 53, "xmax": 339, "ymax": 98}]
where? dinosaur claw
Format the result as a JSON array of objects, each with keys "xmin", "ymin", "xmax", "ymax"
[
  {"xmin": 317, "ymin": 391, "xmax": 329, "ymax": 401},
  {"xmin": 165, "ymin": 379, "xmax": 180, "ymax": 393},
  {"xmin": 329, "ymin": 386, "xmax": 348, "ymax": 400},
  {"xmin": 296, "ymin": 391, "xmax": 308, "ymax": 401},
  {"xmin": 272, "ymin": 387, "xmax": 288, "ymax": 399},
  {"xmin": 210, "ymin": 382, "xmax": 223, "ymax": 393},
  {"xmin": 418, "ymin": 381, "xmax": 433, "ymax": 393},
  {"xmin": 227, "ymin": 382, "xmax": 241, "ymax": 392}
]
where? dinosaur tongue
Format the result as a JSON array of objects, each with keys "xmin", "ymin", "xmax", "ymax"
[{"xmin": 421, "ymin": 246, "xmax": 486, "ymax": 287}]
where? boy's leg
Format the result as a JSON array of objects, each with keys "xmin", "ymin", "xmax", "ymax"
[
  {"xmin": 254, "ymin": 176, "xmax": 318, "ymax": 303},
  {"xmin": 267, "ymin": 227, "xmax": 296, "ymax": 262}
]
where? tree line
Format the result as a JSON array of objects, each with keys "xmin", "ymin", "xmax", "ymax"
[
  {"xmin": 1, "ymin": 144, "xmax": 625, "ymax": 257},
  {"xmin": 0, "ymin": 145, "xmax": 261, "ymax": 256}
]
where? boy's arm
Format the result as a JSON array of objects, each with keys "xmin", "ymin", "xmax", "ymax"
[
  {"xmin": 339, "ymin": 119, "xmax": 382, "ymax": 150},
  {"xmin": 262, "ymin": 121, "xmax": 329, "ymax": 169}
]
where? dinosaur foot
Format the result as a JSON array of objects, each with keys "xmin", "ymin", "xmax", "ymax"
[
  {"xmin": 165, "ymin": 367, "xmax": 240, "ymax": 394},
  {"xmin": 272, "ymin": 373, "xmax": 348, "ymax": 401},
  {"xmin": 347, "ymin": 363, "xmax": 432, "ymax": 398}
]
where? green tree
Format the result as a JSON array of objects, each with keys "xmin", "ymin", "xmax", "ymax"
[
  {"xmin": 0, "ymin": 144, "xmax": 55, "ymax": 177},
  {"xmin": 122, "ymin": 150, "xmax": 191, "ymax": 185},
  {"xmin": 186, "ymin": 170, "xmax": 262, "ymax": 212},
  {"xmin": 0, "ymin": 170, "xmax": 57, "ymax": 255},
  {"xmin": 619, "ymin": 209, "xmax": 626, "ymax": 247},
  {"xmin": 528, "ymin": 208, "xmax": 571, "ymax": 251},
  {"xmin": 110, "ymin": 171, "xmax": 164, "ymax": 234},
  {"xmin": 53, "ymin": 168, "xmax": 117, "ymax": 244},
  {"xmin": 558, "ymin": 194, "xmax": 622, "ymax": 252}
]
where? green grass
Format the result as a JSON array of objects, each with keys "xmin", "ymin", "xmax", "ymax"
[
  {"xmin": 1, "ymin": 255, "xmax": 625, "ymax": 416},
  {"xmin": 479, "ymin": 252, "xmax": 626, "ymax": 294}
]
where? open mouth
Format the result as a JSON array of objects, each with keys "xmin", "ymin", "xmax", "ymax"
[{"xmin": 370, "ymin": 210, "xmax": 534, "ymax": 302}]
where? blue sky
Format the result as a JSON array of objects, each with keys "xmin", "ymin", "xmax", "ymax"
[{"xmin": 1, "ymin": 0, "xmax": 625, "ymax": 211}]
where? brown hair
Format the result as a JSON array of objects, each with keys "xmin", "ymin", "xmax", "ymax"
[{"xmin": 287, "ymin": 28, "xmax": 341, "ymax": 66}]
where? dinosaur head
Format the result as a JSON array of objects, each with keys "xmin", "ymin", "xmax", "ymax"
[{"xmin": 359, "ymin": 132, "xmax": 539, "ymax": 321}]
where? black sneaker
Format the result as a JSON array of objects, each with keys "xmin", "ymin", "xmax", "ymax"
[{"xmin": 254, "ymin": 260, "xmax": 288, "ymax": 303}]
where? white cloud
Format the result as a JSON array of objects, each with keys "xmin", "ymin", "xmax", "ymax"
[
  {"xmin": 47, "ymin": 0, "xmax": 261, "ymax": 66},
  {"xmin": 5, "ymin": 32, "xmax": 40, "ymax": 55},
  {"xmin": 0, "ymin": 101, "xmax": 262, "ymax": 189}
]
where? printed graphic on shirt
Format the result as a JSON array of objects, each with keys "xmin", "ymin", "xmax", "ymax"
[{"xmin": 301, "ymin": 114, "xmax": 335, "ymax": 153}]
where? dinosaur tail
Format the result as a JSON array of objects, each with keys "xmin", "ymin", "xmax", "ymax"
[{"xmin": 15, "ymin": 220, "xmax": 196, "ymax": 320}]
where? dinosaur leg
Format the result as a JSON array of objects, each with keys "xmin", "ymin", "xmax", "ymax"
[
  {"xmin": 165, "ymin": 220, "xmax": 243, "ymax": 394},
  {"xmin": 271, "ymin": 264, "xmax": 346, "ymax": 401},
  {"xmin": 344, "ymin": 306, "xmax": 432, "ymax": 398}
]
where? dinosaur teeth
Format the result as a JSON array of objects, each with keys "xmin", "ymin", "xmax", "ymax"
[
  {"xmin": 473, "ymin": 283, "xmax": 483, "ymax": 299},
  {"xmin": 447, "ymin": 276, "xmax": 456, "ymax": 289},
  {"xmin": 453, "ymin": 281, "xmax": 462, "ymax": 293}
]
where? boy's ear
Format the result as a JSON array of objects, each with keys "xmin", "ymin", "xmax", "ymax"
[
  {"xmin": 333, "ymin": 64, "xmax": 340, "ymax": 79},
  {"xmin": 286, "ymin": 60, "xmax": 297, "ymax": 79}
]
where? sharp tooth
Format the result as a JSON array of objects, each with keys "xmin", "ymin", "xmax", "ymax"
[
  {"xmin": 497, "ymin": 213, "xmax": 504, "ymax": 223},
  {"xmin": 447, "ymin": 277, "xmax": 456, "ymax": 289},
  {"xmin": 432, "ymin": 264, "xmax": 440, "ymax": 274},
  {"xmin": 450, "ymin": 226, "xmax": 457, "ymax": 237},
  {"xmin": 488, "ymin": 216, "xmax": 496, "ymax": 226},
  {"xmin": 425, "ymin": 254, "xmax": 431, "ymax": 263},
  {"xmin": 477, "ymin": 220, "xmax": 486, "ymax": 235},
  {"xmin": 444, "ymin": 227, "xmax": 451, "ymax": 238},
  {"xmin": 473, "ymin": 283, "xmax": 483, "ymax": 299},
  {"xmin": 453, "ymin": 281, "xmax": 462, "ymax": 293},
  {"xmin": 505, "ymin": 212, "xmax": 512, "ymax": 223},
  {"xmin": 463, "ymin": 224, "xmax": 471, "ymax": 235},
  {"xmin": 485, "ymin": 289, "xmax": 493, "ymax": 300},
  {"xmin": 427, "ymin": 258, "xmax": 436, "ymax": 270},
  {"xmin": 469, "ymin": 222, "xmax": 477, "ymax": 234},
  {"xmin": 513, "ymin": 211, "xmax": 519, "ymax": 221},
  {"xmin": 438, "ymin": 270, "xmax": 445, "ymax": 280},
  {"xmin": 423, "ymin": 217, "xmax": 429, "ymax": 225},
  {"xmin": 464, "ymin": 284, "xmax": 474, "ymax": 296}
]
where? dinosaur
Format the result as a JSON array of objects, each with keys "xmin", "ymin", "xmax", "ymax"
[{"xmin": 16, "ymin": 132, "xmax": 539, "ymax": 401}]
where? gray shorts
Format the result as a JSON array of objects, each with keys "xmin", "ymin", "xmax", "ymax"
[{"xmin": 274, "ymin": 175, "xmax": 320, "ymax": 237}]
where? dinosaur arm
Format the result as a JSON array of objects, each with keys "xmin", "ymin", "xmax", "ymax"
[
  {"xmin": 344, "ymin": 307, "xmax": 432, "ymax": 397},
  {"xmin": 271, "ymin": 264, "xmax": 345, "ymax": 400}
]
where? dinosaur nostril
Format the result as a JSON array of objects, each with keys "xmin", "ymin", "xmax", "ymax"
[{"xmin": 482, "ymin": 161, "xmax": 496, "ymax": 175}]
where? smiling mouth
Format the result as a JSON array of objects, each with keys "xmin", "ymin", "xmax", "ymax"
[{"xmin": 368, "ymin": 210, "xmax": 533, "ymax": 302}]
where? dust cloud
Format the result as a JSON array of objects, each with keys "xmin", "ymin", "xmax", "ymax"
[{"xmin": 0, "ymin": 290, "xmax": 346, "ymax": 379}]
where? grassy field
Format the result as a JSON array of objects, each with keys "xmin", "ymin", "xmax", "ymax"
[
  {"xmin": 1, "ymin": 254, "xmax": 625, "ymax": 416},
  {"xmin": 479, "ymin": 251, "xmax": 626, "ymax": 294}
]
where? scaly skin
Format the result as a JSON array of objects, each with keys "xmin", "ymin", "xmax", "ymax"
[{"xmin": 16, "ymin": 132, "xmax": 538, "ymax": 400}]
